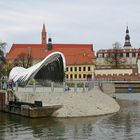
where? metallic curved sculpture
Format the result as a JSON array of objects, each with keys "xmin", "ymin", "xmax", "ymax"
[{"xmin": 9, "ymin": 52, "xmax": 66, "ymax": 87}]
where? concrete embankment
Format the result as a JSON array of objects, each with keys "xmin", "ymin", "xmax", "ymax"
[
  {"xmin": 100, "ymin": 83, "xmax": 115, "ymax": 97},
  {"xmin": 15, "ymin": 87, "xmax": 120, "ymax": 117},
  {"xmin": 100, "ymin": 81, "xmax": 140, "ymax": 93},
  {"xmin": 115, "ymin": 81, "xmax": 140, "ymax": 93}
]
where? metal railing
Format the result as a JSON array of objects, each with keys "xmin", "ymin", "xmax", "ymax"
[
  {"xmin": 12, "ymin": 80, "xmax": 101, "ymax": 93},
  {"xmin": 2, "ymin": 78, "xmax": 140, "ymax": 93}
]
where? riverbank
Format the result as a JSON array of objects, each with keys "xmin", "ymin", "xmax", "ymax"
[{"xmin": 15, "ymin": 87, "xmax": 120, "ymax": 117}]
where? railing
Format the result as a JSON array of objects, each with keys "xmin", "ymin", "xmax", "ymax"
[
  {"xmin": 13, "ymin": 80, "xmax": 101, "ymax": 93},
  {"xmin": 2, "ymin": 79, "xmax": 140, "ymax": 93}
]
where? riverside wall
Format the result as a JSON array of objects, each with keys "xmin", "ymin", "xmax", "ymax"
[
  {"xmin": 114, "ymin": 81, "xmax": 140, "ymax": 93},
  {"xmin": 100, "ymin": 81, "xmax": 140, "ymax": 93},
  {"xmin": 14, "ymin": 87, "xmax": 120, "ymax": 117}
]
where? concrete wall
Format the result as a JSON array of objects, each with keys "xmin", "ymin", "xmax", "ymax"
[
  {"xmin": 115, "ymin": 82, "xmax": 140, "ymax": 93},
  {"xmin": 96, "ymin": 57, "xmax": 137, "ymax": 66},
  {"xmin": 98, "ymin": 82, "xmax": 140, "ymax": 93},
  {"xmin": 137, "ymin": 59, "xmax": 140, "ymax": 73},
  {"xmin": 100, "ymin": 83, "xmax": 115, "ymax": 97},
  {"xmin": 95, "ymin": 69, "xmax": 132, "ymax": 75}
]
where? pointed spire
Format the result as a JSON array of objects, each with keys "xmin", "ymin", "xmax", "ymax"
[
  {"xmin": 126, "ymin": 26, "xmax": 129, "ymax": 34},
  {"xmin": 47, "ymin": 34, "xmax": 53, "ymax": 50},
  {"xmin": 48, "ymin": 33, "xmax": 52, "ymax": 43},
  {"xmin": 42, "ymin": 24, "xmax": 46, "ymax": 33},
  {"xmin": 41, "ymin": 24, "xmax": 47, "ymax": 44},
  {"xmin": 123, "ymin": 26, "xmax": 132, "ymax": 49}
]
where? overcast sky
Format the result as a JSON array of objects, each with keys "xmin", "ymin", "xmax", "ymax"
[{"xmin": 0, "ymin": 0, "xmax": 140, "ymax": 52}]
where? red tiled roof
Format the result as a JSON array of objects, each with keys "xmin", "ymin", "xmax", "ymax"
[
  {"xmin": 97, "ymin": 48, "xmax": 140, "ymax": 54},
  {"xmin": 6, "ymin": 44, "xmax": 96, "ymax": 65}
]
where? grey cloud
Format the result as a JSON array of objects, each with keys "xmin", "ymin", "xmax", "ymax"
[{"xmin": 0, "ymin": 0, "xmax": 140, "ymax": 52}]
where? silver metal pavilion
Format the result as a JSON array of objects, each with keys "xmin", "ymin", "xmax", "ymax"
[{"xmin": 9, "ymin": 52, "xmax": 66, "ymax": 87}]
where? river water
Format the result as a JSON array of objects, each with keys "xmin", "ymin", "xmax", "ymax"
[{"xmin": 0, "ymin": 93, "xmax": 140, "ymax": 140}]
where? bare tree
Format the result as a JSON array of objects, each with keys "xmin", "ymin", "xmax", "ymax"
[
  {"xmin": 105, "ymin": 42, "xmax": 126, "ymax": 68},
  {"xmin": 14, "ymin": 49, "xmax": 33, "ymax": 68},
  {"xmin": 0, "ymin": 42, "xmax": 7, "ymax": 78}
]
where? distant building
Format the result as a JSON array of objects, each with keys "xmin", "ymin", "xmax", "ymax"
[
  {"xmin": 6, "ymin": 24, "xmax": 96, "ymax": 80},
  {"xmin": 95, "ymin": 26, "xmax": 139, "ymax": 76}
]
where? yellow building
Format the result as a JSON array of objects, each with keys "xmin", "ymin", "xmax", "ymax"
[{"xmin": 66, "ymin": 65, "xmax": 95, "ymax": 80}]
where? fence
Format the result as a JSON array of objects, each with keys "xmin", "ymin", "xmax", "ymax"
[
  {"xmin": 2, "ymin": 79, "xmax": 138, "ymax": 93},
  {"xmin": 4, "ymin": 80, "xmax": 103, "ymax": 93}
]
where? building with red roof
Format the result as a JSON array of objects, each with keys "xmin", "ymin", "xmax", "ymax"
[
  {"xmin": 95, "ymin": 26, "xmax": 139, "ymax": 77},
  {"xmin": 96, "ymin": 26, "xmax": 139, "ymax": 68},
  {"xmin": 6, "ymin": 24, "xmax": 96, "ymax": 80}
]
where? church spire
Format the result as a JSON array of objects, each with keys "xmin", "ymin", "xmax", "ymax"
[
  {"xmin": 48, "ymin": 36, "xmax": 53, "ymax": 50},
  {"xmin": 123, "ymin": 26, "xmax": 132, "ymax": 49},
  {"xmin": 41, "ymin": 24, "xmax": 47, "ymax": 44}
]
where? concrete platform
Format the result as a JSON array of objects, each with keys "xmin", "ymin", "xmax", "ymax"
[{"xmin": 3, "ymin": 104, "xmax": 62, "ymax": 118}]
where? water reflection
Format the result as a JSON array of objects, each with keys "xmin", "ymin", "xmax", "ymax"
[
  {"xmin": 0, "ymin": 94, "xmax": 140, "ymax": 140},
  {"xmin": 97, "ymin": 94, "xmax": 140, "ymax": 140},
  {"xmin": 0, "ymin": 112, "xmax": 104, "ymax": 140}
]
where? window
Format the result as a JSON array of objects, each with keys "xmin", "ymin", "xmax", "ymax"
[
  {"xmin": 83, "ymin": 74, "xmax": 86, "ymax": 78},
  {"xmin": 75, "ymin": 67, "xmax": 77, "ymax": 71},
  {"xmin": 66, "ymin": 67, "xmax": 68, "ymax": 72},
  {"xmin": 132, "ymin": 53, "xmax": 136, "ymax": 57},
  {"xmin": 66, "ymin": 74, "xmax": 68, "ymax": 79},
  {"xmin": 98, "ymin": 53, "xmax": 103, "ymax": 58},
  {"xmin": 88, "ymin": 66, "xmax": 90, "ymax": 71},
  {"xmin": 75, "ymin": 74, "xmax": 77, "ymax": 79},
  {"xmin": 83, "ymin": 67, "xmax": 86, "ymax": 71},
  {"xmin": 79, "ymin": 74, "xmax": 81, "ymax": 79},
  {"xmin": 70, "ymin": 74, "xmax": 73, "ymax": 79},
  {"xmin": 70, "ymin": 67, "xmax": 73, "ymax": 71},
  {"xmin": 126, "ymin": 53, "xmax": 129, "ymax": 57},
  {"xmin": 79, "ymin": 67, "xmax": 81, "ymax": 71}
]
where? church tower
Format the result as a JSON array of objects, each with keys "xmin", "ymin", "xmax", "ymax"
[
  {"xmin": 123, "ymin": 26, "xmax": 132, "ymax": 49},
  {"xmin": 41, "ymin": 24, "xmax": 47, "ymax": 44},
  {"xmin": 47, "ymin": 37, "xmax": 53, "ymax": 50}
]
